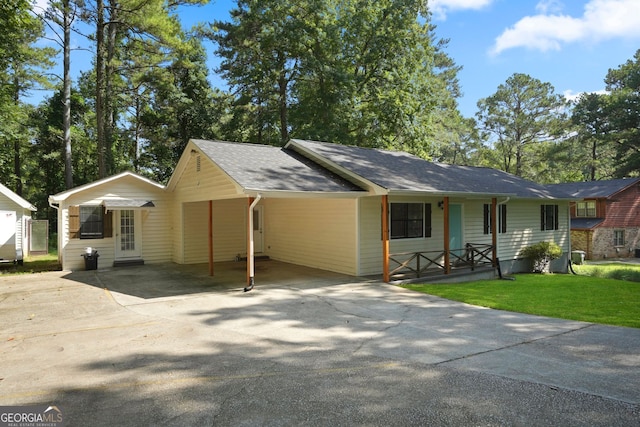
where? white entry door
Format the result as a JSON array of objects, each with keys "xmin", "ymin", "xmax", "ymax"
[
  {"xmin": 115, "ymin": 209, "xmax": 141, "ymax": 259},
  {"xmin": 253, "ymin": 205, "xmax": 264, "ymax": 253}
]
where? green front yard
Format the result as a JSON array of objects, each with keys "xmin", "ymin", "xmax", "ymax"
[{"xmin": 403, "ymin": 268, "xmax": 640, "ymax": 328}]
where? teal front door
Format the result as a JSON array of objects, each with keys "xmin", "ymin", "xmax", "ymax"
[{"xmin": 449, "ymin": 204, "xmax": 463, "ymax": 255}]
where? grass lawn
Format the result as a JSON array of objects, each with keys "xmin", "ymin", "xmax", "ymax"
[
  {"xmin": 402, "ymin": 273, "xmax": 640, "ymax": 328},
  {"xmin": 572, "ymin": 262, "xmax": 640, "ymax": 282},
  {"xmin": 0, "ymin": 252, "xmax": 61, "ymax": 275}
]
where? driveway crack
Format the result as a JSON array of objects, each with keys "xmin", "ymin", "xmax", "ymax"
[{"xmin": 434, "ymin": 323, "xmax": 596, "ymax": 366}]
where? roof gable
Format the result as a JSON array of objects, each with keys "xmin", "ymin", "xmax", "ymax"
[
  {"xmin": 547, "ymin": 178, "xmax": 640, "ymax": 199},
  {"xmin": 0, "ymin": 182, "xmax": 36, "ymax": 211},
  {"xmin": 169, "ymin": 139, "xmax": 364, "ymax": 194},
  {"xmin": 49, "ymin": 171, "xmax": 164, "ymax": 202},
  {"xmin": 288, "ymin": 139, "xmax": 569, "ymax": 199}
]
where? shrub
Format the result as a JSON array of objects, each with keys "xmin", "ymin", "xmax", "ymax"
[{"xmin": 521, "ymin": 241, "xmax": 562, "ymax": 273}]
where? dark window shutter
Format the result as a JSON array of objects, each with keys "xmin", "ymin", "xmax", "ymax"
[
  {"xmin": 541, "ymin": 205, "xmax": 545, "ymax": 230},
  {"xmin": 425, "ymin": 203, "xmax": 432, "ymax": 237},
  {"xmin": 104, "ymin": 209, "xmax": 113, "ymax": 238},
  {"xmin": 69, "ymin": 206, "xmax": 80, "ymax": 239},
  {"xmin": 483, "ymin": 204, "xmax": 490, "ymax": 235},
  {"xmin": 501, "ymin": 204, "xmax": 507, "ymax": 233},
  {"xmin": 554, "ymin": 205, "xmax": 559, "ymax": 230}
]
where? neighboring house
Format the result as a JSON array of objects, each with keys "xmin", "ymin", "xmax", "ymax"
[
  {"xmin": 0, "ymin": 182, "xmax": 37, "ymax": 264},
  {"xmin": 547, "ymin": 178, "xmax": 640, "ymax": 260},
  {"xmin": 50, "ymin": 139, "xmax": 573, "ymax": 282}
]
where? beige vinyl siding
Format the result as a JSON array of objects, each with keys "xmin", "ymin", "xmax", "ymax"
[
  {"xmin": 170, "ymin": 153, "xmax": 244, "ymax": 263},
  {"xmin": 183, "ymin": 201, "xmax": 207, "ymax": 263},
  {"xmin": 265, "ymin": 198, "xmax": 358, "ymax": 275},
  {"xmin": 171, "ymin": 153, "xmax": 240, "ymax": 204},
  {"xmin": 461, "ymin": 199, "xmax": 493, "ymax": 247},
  {"xmin": 182, "ymin": 199, "xmax": 246, "ymax": 264},
  {"xmin": 170, "ymin": 196, "xmax": 184, "ymax": 263},
  {"xmin": 358, "ymin": 197, "xmax": 382, "ymax": 276},
  {"xmin": 139, "ymin": 195, "xmax": 172, "ymax": 263},
  {"xmin": 60, "ymin": 176, "xmax": 170, "ymax": 271},
  {"xmin": 496, "ymin": 200, "xmax": 570, "ymax": 260}
]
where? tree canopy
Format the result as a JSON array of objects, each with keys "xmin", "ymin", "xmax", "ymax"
[{"xmin": 211, "ymin": 0, "xmax": 464, "ymax": 158}]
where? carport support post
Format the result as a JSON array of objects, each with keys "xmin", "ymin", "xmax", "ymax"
[
  {"xmin": 382, "ymin": 195, "xmax": 390, "ymax": 282},
  {"xmin": 208, "ymin": 200, "xmax": 214, "ymax": 276}
]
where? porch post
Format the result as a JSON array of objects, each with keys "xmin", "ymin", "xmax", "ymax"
[
  {"xmin": 208, "ymin": 200, "xmax": 214, "ymax": 276},
  {"xmin": 443, "ymin": 197, "xmax": 450, "ymax": 274},
  {"xmin": 491, "ymin": 197, "xmax": 497, "ymax": 267},
  {"xmin": 382, "ymin": 195, "xmax": 390, "ymax": 282}
]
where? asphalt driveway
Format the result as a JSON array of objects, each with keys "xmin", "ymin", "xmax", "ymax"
[{"xmin": 1, "ymin": 265, "xmax": 639, "ymax": 426}]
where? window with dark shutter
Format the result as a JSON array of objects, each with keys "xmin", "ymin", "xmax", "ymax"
[
  {"xmin": 69, "ymin": 206, "xmax": 80, "ymax": 239},
  {"xmin": 541, "ymin": 204, "xmax": 559, "ymax": 231},
  {"xmin": 500, "ymin": 204, "xmax": 507, "ymax": 233},
  {"xmin": 483, "ymin": 204, "xmax": 490, "ymax": 235},
  {"xmin": 484, "ymin": 204, "xmax": 507, "ymax": 234}
]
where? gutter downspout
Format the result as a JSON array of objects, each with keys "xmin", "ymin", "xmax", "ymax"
[{"xmin": 244, "ymin": 194, "xmax": 262, "ymax": 292}]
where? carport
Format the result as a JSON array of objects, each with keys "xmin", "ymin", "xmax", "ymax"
[
  {"xmin": 170, "ymin": 140, "xmax": 366, "ymax": 291},
  {"xmin": 66, "ymin": 259, "xmax": 365, "ymax": 300}
]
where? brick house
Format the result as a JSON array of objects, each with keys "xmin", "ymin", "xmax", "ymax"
[{"xmin": 548, "ymin": 178, "xmax": 640, "ymax": 260}]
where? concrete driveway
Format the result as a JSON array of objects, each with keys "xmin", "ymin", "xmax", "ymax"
[{"xmin": 1, "ymin": 264, "xmax": 639, "ymax": 426}]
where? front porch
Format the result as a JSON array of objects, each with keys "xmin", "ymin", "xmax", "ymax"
[{"xmin": 388, "ymin": 243, "xmax": 498, "ymax": 283}]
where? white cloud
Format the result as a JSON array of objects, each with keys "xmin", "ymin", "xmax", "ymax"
[
  {"xmin": 535, "ymin": 0, "xmax": 564, "ymax": 14},
  {"xmin": 491, "ymin": 0, "xmax": 640, "ymax": 55},
  {"xmin": 430, "ymin": 0, "xmax": 494, "ymax": 20},
  {"xmin": 31, "ymin": 0, "xmax": 50, "ymax": 15},
  {"xmin": 563, "ymin": 89, "xmax": 608, "ymax": 102}
]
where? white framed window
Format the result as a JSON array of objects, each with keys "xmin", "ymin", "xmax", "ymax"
[
  {"xmin": 614, "ymin": 230, "xmax": 625, "ymax": 246},
  {"xmin": 576, "ymin": 201, "xmax": 596, "ymax": 217}
]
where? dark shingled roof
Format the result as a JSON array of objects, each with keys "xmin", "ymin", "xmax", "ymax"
[
  {"xmin": 546, "ymin": 178, "xmax": 640, "ymax": 198},
  {"xmin": 570, "ymin": 218, "xmax": 605, "ymax": 230},
  {"xmin": 191, "ymin": 139, "xmax": 364, "ymax": 193},
  {"xmin": 289, "ymin": 139, "xmax": 572, "ymax": 199}
]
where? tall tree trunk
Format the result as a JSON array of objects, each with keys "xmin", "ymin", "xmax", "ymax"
[
  {"xmin": 12, "ymin": 75, "xmax": 22, "ymax": 196},
  {"xmin": 105, "ymin": 1, "xmax": 118, "ymax": 175},
  {"xmin": 96, "ymin": 0, "xmax": 106, "ymax": 178},
  {"xmin": 63, "ymin": 0, "xmax": 73, "ymax": 189},
  {"xmin": 590, "ymin": 138, "xmax": 597, "ymax": 181},
  {"xmin": 278, "ymin": 72, "xmax": 288, "ymax": 145}
]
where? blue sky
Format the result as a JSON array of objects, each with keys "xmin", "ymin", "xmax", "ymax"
[{"xmin": 35, "ymin": 0, "xmax": 640, "ymax": 119}]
